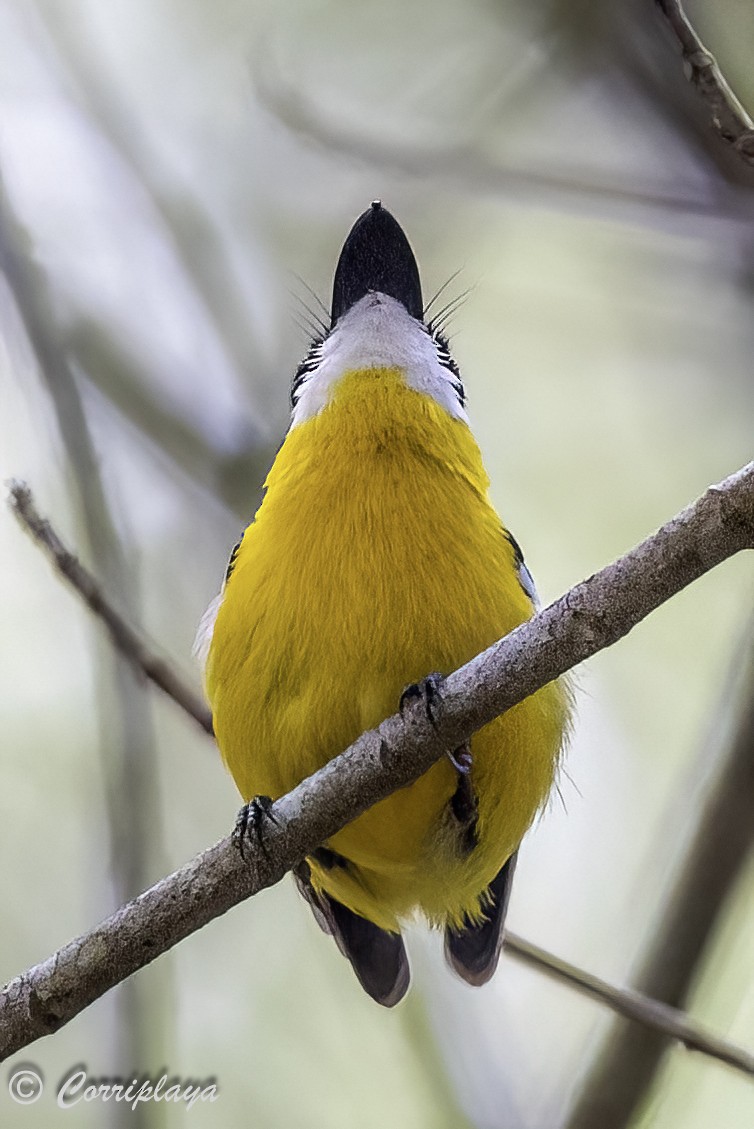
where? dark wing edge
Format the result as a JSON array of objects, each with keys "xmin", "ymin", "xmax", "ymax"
[
  {"xmin": 293, "ymin": 861, "xmax": 410, "ymax": 1007},
  {"xmin": 443, "ymin": 851, "xmax": 518, "ymax": 986},
  {"xmin": 504, "ymin": 529, "xmax": 539, "ymax": 607}
]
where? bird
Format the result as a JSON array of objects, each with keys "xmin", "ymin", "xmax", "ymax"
[{"xmin": 198, "ymin": 202, "xmax": 570, "ymax": 1006}]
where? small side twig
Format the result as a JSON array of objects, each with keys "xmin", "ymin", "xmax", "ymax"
[
  {"xmin": 8, "ymin": 481, "xmax": 214, "ymax": 736},
  {"xmin": 503, "ymin": 933, "xmax": 754, "ymax": 1077},
  {"xmin": 655, "ymin": 0, "xmax": 754, "ymax": 163}
]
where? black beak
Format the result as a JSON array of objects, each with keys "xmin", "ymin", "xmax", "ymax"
[{"xmin": 330, "ymin": 202, "xmax": 423, "ymax": 326}]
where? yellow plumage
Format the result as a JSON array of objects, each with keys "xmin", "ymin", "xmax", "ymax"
[{"xmin": 206, "ymin": 366, "xmax": 568, "ymax": 932}]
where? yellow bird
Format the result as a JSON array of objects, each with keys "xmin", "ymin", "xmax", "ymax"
[{"xmin": 200, "ymin": 203, "xmax": 570, "ymax": 1005}]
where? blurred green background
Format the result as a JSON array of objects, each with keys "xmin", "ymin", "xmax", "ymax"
[{"xmin": 1, "ymin": 0, "xmax": 753, "ymax": 1127}]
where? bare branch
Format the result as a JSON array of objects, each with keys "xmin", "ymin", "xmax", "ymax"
[
  {"xmin": 1, "ymin": 462, "xmax": 752, "ymax": 1061},
  {"xmin": 655, "ymin": 0, "xmax": 754, "ymax": 163},
  {"xmin": 503, "ymin": 933, "xmax": 754, "ymax": 1077},
  {"xmin": 7, "ymin": 481, "xmax": 213, "ymax": 736}
]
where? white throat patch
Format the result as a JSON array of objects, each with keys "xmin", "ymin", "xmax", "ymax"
[{"xmin": 290, "ymin": 293, "xmax": 469, "ymax": 427}]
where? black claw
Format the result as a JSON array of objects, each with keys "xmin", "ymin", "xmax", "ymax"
[
  {"xmin": 448, "ymin": 743, "xmax": 478, "ymax": 853},
  {"xmin": 233, "ymin": 796, "xmax": 278, "ymax": 861},
  {"xmin": 399, "ymin": 672, "xmax": 444, "ymax": 727},
  {"xmin": 448, "ymin": 746, "xmax": 473, "ymax": 774}
]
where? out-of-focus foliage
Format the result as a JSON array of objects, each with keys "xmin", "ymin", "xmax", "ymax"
[{"xmin": 0, "ymin": 0, "xmax": 752, "ymax": 1127}]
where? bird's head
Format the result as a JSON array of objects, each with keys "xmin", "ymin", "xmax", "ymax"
[{"xmin": 290, "ymin": 202, "xmax": 467, "ymax": 426}]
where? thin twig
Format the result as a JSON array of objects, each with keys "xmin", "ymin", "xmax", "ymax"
[
  {"xmin": 0, "ymin": 462, "xmax": 752, "ymax": 1062},
  {"xmin": 8, "ymin": 481, "xmax": 213, "ymax": 736},
  {"xmin": 655, "ymin": 0, "xmax": 754, "ymax": 163},
  {"xmin": 566, "ymin": 618, "xmax": 754, "ymax": 1128},
  {"xmin": 503, "ymin": 933, "xmax": 754, "ymax": 1077}
]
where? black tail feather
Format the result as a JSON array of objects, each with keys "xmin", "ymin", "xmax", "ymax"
[
  {"xmin": 444, "ymin": 851, "xmax": 518, "ymax": 986},
  {"xmin": 294, "ymin": 861, "xmax": 410, "ymax": 1007}
]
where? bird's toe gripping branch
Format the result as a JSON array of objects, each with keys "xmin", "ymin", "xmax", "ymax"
[
  {"xmin": 233, "ymin": 796, "xmax": 279, "ymax": 861},
  {"xmin": 399, "ymin": 674, "xmax": 477, "ymax": 823},
  {"xmin": 399, "ymin": 672, "xmax": 445, "ymax": 727}
]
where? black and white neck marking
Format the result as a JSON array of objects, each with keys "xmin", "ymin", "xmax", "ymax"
[{"xmin": 290, "ymin": 292, "xmax": 468, "ymax": 427}]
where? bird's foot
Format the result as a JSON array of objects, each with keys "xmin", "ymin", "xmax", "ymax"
[
  {"xmin": 399, "ymin": 672, "xmax": 444, "ymax": 727},
  {"xmin": 232, "ymin": 795, "xmax": 278, "ymax": 861}
]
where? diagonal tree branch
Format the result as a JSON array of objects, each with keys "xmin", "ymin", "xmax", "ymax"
[
  {"xmin": 8, "ymin": 481, "xmax": 213, "ymax": 736},
  {"xmin": 655, "ymin": 0, "xmax": 754, "ymax": 163},
  {"xmin": 1, "ymin": 462, "xmax": 752, "ymax": 1063}
]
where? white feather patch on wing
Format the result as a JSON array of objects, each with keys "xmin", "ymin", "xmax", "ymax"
[
  {"xmin": 193, "ymin": 592, "xmax": 223, "ymax": 671},
  {"xmin": 518, "ymin": 561, "xmax": 540, "ymax": 608},
  {"xmin": 290, "ymin": 293, "xmax": 469, "ymax": 427}
]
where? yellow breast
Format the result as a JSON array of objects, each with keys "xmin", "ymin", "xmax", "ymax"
[{"xmin": 206, "ymin": 368, "xmax": 567, "ymax": 930}]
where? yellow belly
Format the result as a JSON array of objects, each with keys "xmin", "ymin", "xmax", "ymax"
[{"xmin": 206, "ymin": 368, "xmax": 568, "ymax": 930}]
